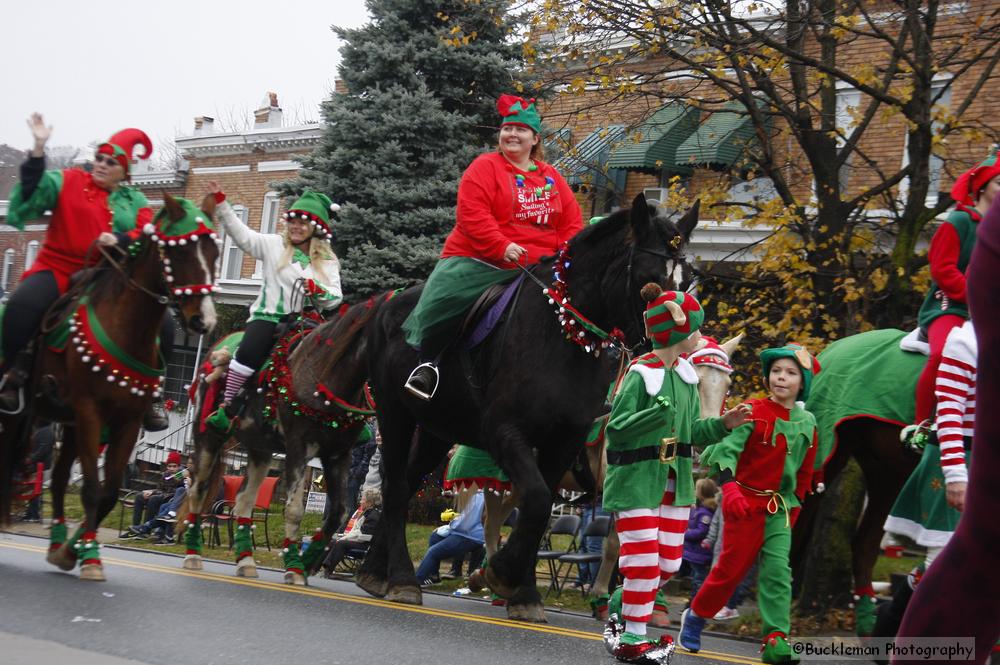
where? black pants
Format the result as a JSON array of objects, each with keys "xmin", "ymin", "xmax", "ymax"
[
  {"xmin": 234, "ymin": 319, "xmax": 278, "ymax": 370},
  {"xmin": 2, "ymin": 270, "xmax": 176, "ymax": 366}
]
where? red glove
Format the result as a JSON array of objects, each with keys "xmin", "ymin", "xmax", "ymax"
[
  {"xmin": 789, "ymin": 507, "xmax": 801, "ymax": 528},
  {"xmin": 721, "ymin": 482, "xmax": 750, "ymax": 521}
]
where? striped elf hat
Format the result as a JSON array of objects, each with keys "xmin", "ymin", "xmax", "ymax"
[{"xmin": 644, "ymin": 290, "xmax": 704, "ymax": 349}]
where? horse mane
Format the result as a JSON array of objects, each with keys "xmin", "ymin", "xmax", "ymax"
[
  {"xmin": 311, "ymin": 295, "xmax": 389, "ymax": 381},
  {"xmin": 83, "ymin": 241, "xmax": 150, "ymax": 304}
]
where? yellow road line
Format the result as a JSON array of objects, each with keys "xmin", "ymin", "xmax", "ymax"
[{"xmin": 0, "ymin": 540, "xmax": 759, "ymax": 664}]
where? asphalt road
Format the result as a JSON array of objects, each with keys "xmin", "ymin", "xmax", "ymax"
[{"xmin": 0, "ymin": 532, "xmax": 764, "ymax": 665}]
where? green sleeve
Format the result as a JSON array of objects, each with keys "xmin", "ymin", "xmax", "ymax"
[
  {"xmin": 7, "ymin": 170, "xmax": 63, "ymax": 230},
  {"xmin": 692, "ymin": 415, "xmax": 729, "ymax": 445},
  {"xmin": 606, "ymin": 373, "xmax": 669, "ymax": 444},
  {"xmin": 699, "ymin": 422, "xmax": 753, "ymax": 475}
]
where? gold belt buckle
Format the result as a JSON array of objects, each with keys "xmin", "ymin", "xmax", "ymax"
[{"xmin": 659, "ymin": 437, "xmax": 678, "ymax": 464}]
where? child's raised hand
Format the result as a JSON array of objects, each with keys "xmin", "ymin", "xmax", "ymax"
[{"xmin": 721, "ymin": 402, "xmax": 752, "ymax": 430}]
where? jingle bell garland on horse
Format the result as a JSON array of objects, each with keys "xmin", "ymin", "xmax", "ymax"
[
  {"xmin": 0, "ymin": 193, "xmax": 219, "ymax": 581},
  {"xmin": 180, "ymin": 294, "xmax": 386, "ymax": 584},
  {"xmin": 356, "ymin": 194, "xmax": 701, "ymax": 622}
]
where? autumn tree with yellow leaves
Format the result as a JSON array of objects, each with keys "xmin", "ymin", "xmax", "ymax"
[{"xmin": 522, "ymin": 0, "xmax": 999, "ymax": 616}]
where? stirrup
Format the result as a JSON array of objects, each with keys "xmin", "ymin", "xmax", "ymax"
[
  {"xmin": 0, "ymin": 375, "xmax": 26, "ymax": 415},
  {"xmin": 404, "ymin": 362, "xmax": 439, "ymax": 401}
]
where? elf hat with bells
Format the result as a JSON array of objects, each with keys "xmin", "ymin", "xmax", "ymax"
[{"xmin": 282, "ymin": 191, "xmax": 341, "ymax": 241}]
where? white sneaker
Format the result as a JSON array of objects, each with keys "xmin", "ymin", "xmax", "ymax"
[{"xmin": 713, "ymin": 606, "xmax": 739, "ymax": 621}]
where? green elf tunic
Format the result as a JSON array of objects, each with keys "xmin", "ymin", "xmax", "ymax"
[
  {"xmin": 884, "ymin": 443, "xmax": 968, "ymax": 547},
  {"xmin": 603, "ymin": 353, "xmax": 728, "ymax": 512},
  {"xmin": 917, "ymin": 207, "xmax": 979, "ymax": 332}
]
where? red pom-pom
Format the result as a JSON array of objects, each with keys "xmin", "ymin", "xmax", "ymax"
[
  {"xmin": 640, "ymin": 282, "xmax": 664, "ymax": 302},
  {"xmin": 497, "ymin": 94, "xmax": 526, "ymax": 117}
]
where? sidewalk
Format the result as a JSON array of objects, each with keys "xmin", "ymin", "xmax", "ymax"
[{"xmin": 4, "ymin": 518, "xmax": 121, "ymax": 544}]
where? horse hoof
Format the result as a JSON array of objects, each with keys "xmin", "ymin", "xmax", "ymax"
[
  {"xmin": 650, "ymin": 610, "xmax": 670, "ymax": 629},
  {"xmin": 483, "ymin": 565, "xmax": 516, "ymax": 599},
  {"xmin": 593, "ymin": 607, "xmax": 609, "ymax": 621},
  {"xmin": 46, "ymin": 546, "xmax": 77, "ymax": 571},
  {"xmin": 386, "ymin": 585, "xmax": 422, "ymax": 605},
  {"xmin": 183, "ymin": 555, "xmax": 203, "ymax": 571},
  {"xmin": 284, "ymin": 571, "xmax": 307, "ymax": 586},
  {"xmin": 80, "ymin": 563, "xmax": 105, "ymax": 582},
  {"xmin": 467, "ymin": 569, "xmax": 486, "ymax": 593},
  {"xmin": 236, "ymin": 558, "xmax": 258, "ymax": 578},
  {"xmin": 507, "ymin": 603, "xmax": 547, "ymax": 623},
  {"xmin": 355, "ymin": 572, "xmax": 389, "ymax": 598}
]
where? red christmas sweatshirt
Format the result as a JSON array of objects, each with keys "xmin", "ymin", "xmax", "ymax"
[{"xmin": 441, "ymin": 152, "xmax": 583, "ymax": 267}]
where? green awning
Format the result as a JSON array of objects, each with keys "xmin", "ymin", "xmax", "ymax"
[
  {"xmin": 606, "ymin": 104, "xmax": 700, "ymax": 173},
  {"xmin": 555, "ymin": 126, "xmax": 626, "ymax": 187},
  {"xmin": 675, "ymin": 103, "xmax": 758, "ymax": 168}
]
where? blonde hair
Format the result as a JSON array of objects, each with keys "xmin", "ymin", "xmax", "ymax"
[
  {"xmin": 361, "ymin": 487, "xmax": 382, "ymax": 507},
  {"xmin": 279, "ymin": 232, "xmax": 337, "ymax": 284},
  {"xmin": 696, "ymin": 478, "xmax": 718, "ymax": 510}
]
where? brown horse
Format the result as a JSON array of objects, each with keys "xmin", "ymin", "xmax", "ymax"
[
  {"xmin": 180, "ymin": 296, "xmax": 384, "ymax": 583},
  {"xmin": 791, "ymin": 328, "xmax": 925, "ymax": 635},
  {"xmin": 0, "ymin": 193, "xmax": 219, "ymax": 581}
]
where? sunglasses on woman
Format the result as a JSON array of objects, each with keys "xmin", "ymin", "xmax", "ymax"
[{"xmin": 93, "ymin": 154, "xmax": 121, "ymax": 167}]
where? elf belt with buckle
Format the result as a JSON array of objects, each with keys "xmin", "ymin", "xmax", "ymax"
[{"xmin": 606, "ymin": 438, "xmax": 693, "ymax": 465}]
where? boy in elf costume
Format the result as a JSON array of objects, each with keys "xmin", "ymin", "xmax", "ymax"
[
  {"xmin": 603, "ymin": 287, "xmax": 749, "ymax": 663},
  {"xmin": 679, "ymin": 344, "xmax": 820, "ymax": 663}
]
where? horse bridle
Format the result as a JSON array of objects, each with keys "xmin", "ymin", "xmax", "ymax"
[
  {"xmin": 95, "ymin": 239, "xmax": 216, "ymax": 308},
  {"xmin": 622, "ymin": 221, "xmax": 687, "ymax": 352}
]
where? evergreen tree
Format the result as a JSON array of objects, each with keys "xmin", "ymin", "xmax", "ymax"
[{"xmin": 285, "ymin": 0, "xmax": 522, "ymax": 298}]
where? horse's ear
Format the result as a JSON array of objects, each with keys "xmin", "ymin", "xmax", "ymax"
[
  {"xmin": 200, "ymin": 192, "xmax": 217, "ymax": 220},
  {"xmin": 675, "ymin": 199, "xmax": 700, "ymax": 241},
  {"xmin": 163, "ymin": 192, "xmax": 186, "ymax": 223},
  {"xmin": 629, "ymin": 192, "xmax": 651, "ymax": 235},
  {"xmin": 720, "ymin": 331, "xmax": 744, "ymax": 358}
]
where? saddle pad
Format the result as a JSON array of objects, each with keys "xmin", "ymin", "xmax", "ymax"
[{"xmin": 464, "ymin": 272, "xmax": 526, "ymax": 349}]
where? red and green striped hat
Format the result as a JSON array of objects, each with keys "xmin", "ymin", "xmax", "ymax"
[
  {"xmin": 644, "ymin": 291, "xmax": 704, "ymax": 349},
  {"xmin": 951, "ymin": 145, "xmax": 1000, "ymax": 208},
  {"xmin": 96, "ymin": 128, "xmax": 152, "ymax": 175}
]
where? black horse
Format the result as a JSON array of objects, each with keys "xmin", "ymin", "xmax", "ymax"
[{"xmin": 356, "ymin": 194, "xmax": 699, "ymax": 621}]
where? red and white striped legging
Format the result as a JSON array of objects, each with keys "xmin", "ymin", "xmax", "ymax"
[{"xmin": 615, "ymin": 477, "xmax": 690, "ymax": 634}]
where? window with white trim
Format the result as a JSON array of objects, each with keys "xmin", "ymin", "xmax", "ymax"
[
  {"xmin": 835, "ymin": 87, "xmax": 861, "ymax": 192},
  {"xmin": 900, "ymin": 75, "xmax": 953, "ymax": 206},
  {"xmin": 220, "ymin": 205, "xmax": 248, "ymax": 281},
  {"xmin": 2, "ymin": 249, "xmax": 15, "ymax": 292},
  {"xmin": 25, "ymin": 241, "xmax": 40, "ymax": 270},
  {"xmin": 254, "ymin": 192, "xmax": 281, "ymax": 279}
]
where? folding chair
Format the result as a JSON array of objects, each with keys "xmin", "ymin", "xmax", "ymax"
[
  {"xmin": 553, "ymin": 515, "xmax": 612, "ymax": 597},
  {"xmin": 13, "ymin": 462, "xmax": 44, "ymax": 516},
  {"xmin": 536, "ymin": 513, "xmax": 581, "ymax": 597},
  {"xmin": 251, "ymin": 476, "xmax": 279, "ymax": 550},
  {"xmin": 205, "ymin": 475, "xmax": 244, "ymax": 548}
]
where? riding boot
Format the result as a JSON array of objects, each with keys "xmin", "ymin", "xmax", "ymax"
[
  {"xmin": 143, "ymin": 396, "xmax": 169, "ymax": 432},
  {"xmin": 0, "ymin": 350, "xmax": 34, "ymax": 412},
  {"xmin": 404, "ymin": 362, "xmax": 439, "ymax": 401}
]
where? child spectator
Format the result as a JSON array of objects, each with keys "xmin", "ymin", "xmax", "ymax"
[{"xmin": 682, "ymin": 478, "xmax": 718, "ymax": 600}]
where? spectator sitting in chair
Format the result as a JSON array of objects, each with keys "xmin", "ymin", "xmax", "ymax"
[
  {"xmin": 121, "ymin": 451, "xmax": 187, "ymax": 539},
  {"xmin": 320, "ymin": 487, "xmax": 382, "ymax": 577},
  {"xmin": 415, "ymin": 489, "xmax": 486, "ymax": 586}
]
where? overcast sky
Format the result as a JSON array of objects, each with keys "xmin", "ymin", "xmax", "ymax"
[{"xmin": 0, "ymin": 1, "xmax": 370, "ymax": 156}]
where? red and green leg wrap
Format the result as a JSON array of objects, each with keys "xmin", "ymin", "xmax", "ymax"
[
  {"xmin": 73, "ymin": 530, "xmax": 101, "ymax": 566},
  {"xmin": 282, "ymin": 538, "xmax": 304, "ymax": 576},
  {"xmin": 183, "ymin": 513, "xmax": 203, "ymax": 555},
  {"xmin": 49, "ymin": 517, "xmax": 68, "ymax": 553},
  {"xmin": 234, "ymin": 517, "xmax": 254, "ymax": 561},
  {"xmin": 300, "ymin": 529, "xmax": 328, "ymax": 572},
  {"xmin": 607, "ymin": 586, "xmax": 668, "ymax": 619},
  {"xmin": 653, "ymin": 590, "xmax": 669, "ymax": 615},
  {"xmin": 852, "ymin": 585, "xmax": 878, "ymax": 636}
]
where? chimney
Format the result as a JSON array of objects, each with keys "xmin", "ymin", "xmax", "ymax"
[
  {"xmin": 334, "ymin": 79, "xmax": 348, "ymax": 94},
  {"xmin": 193, "ymin": 116, "xmax": 215, "ymax": 135},
  {"xmin": 254, "ymin": 91, "xmax": 282, "ymax": 128}
]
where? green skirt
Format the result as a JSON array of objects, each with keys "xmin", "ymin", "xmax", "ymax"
[
  {"xmin": 884, "ymin": 443, "xmax": 968, "ymax": 547},
  {"xmin": 402, "ymin": 257, "xmax": 518, "ymax": 348}
]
